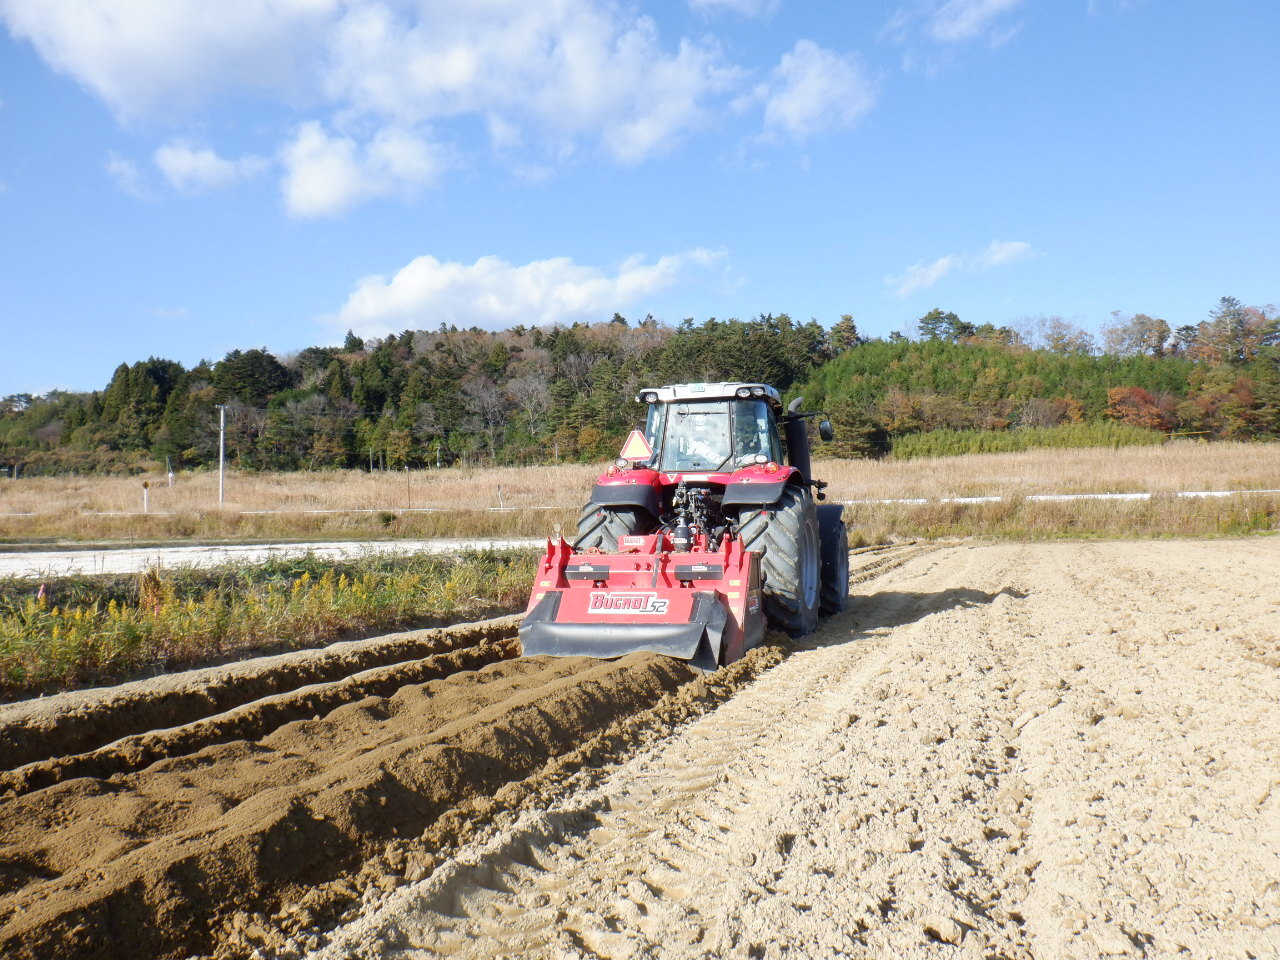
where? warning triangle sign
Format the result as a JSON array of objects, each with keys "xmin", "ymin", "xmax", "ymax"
[{"xmin": 618, "ymin": 429, "xmax": 654, "ymax": 461}]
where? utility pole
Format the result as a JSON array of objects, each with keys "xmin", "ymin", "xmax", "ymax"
[{"xmin": 216, "ymin": 404, "xmax": 226, "ymax": 505}]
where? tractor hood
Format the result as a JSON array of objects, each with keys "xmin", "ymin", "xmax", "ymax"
[{"xmin": 589, "ymin": 462, "xmax": 798, "ymax": 510}]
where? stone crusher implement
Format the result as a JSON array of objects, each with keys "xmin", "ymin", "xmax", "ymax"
[
  {"xmin": 519, "ymin": 529, "xmax": 765, "ymax": 672},
  {"xmin": 519, "ymin": 381, "xmax": 852, "ymax": 670}
]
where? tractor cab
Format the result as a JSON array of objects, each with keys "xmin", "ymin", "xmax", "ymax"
[{"xmin": 637, "ymin": 383, "xmax": 786, "ymax": 474}]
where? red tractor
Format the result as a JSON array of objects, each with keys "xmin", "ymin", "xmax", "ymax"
[{"xmin": 520, "ymin": 382, "xmax": 849, "ymax": 670}]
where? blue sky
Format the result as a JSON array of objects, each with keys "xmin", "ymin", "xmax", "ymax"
[{"xmin": 1, "ymin": 0, "xmax": 1276, "ymax": 394}]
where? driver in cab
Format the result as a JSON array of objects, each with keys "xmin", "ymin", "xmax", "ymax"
[{"xmin": 682, "ymin": 414, "xmax": 727, "ymax": 466}]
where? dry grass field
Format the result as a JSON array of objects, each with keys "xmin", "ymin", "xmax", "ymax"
[
  {"xmin": 820, "ymin": 439, "xmax": 1280, "ymax": 499},
  {"xmin": 0, "ymin": 440, "xmax": 1276, "ymax": 543},
  {"xmin": 0, "ymin": 462, "xmax": 600, "ymax": 518}
]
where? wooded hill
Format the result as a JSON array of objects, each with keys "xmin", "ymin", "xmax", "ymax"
[{"xmin": 2, "ymin": 297, "xmax": 1277, "ymax": 475}]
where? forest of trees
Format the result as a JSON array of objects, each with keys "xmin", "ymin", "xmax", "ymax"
[{"xmin": 1, "ymin": 297, "xmax": 1277, "ymax": 476}]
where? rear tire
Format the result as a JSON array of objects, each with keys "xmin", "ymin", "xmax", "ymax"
[
  {"xmin": 573, "ymin": 504, "xmax": 651, "ymax": 552},
  {"xmin": 817, "ymin": 504, "xmax": 850, "ymax": 615},
  {"xmin": 736, "ymin": 485, "xmax": 820, "ymax": 637}
]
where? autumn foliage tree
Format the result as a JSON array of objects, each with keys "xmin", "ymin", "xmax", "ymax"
[{"xmin": 1104, "ymin": 387, "xmax": 1175, "ymax": 431}]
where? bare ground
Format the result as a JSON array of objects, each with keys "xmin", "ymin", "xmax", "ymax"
[
  {"xmin": 2, "ymin": 540, "xmax": 1277, "ymax": 960},
  {"xmin": 309, "ymin": 540, "xmax": 1280, "ymax": 960}
]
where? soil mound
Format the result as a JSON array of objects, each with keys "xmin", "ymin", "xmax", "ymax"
[{"xmin": 0, "ymin": 637, "xmax": 695, "ymax": 959}]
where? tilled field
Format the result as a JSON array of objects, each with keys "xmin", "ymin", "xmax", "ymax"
[
  {"xmin": 2, "ymin": 540, "xmax": 1278, "ymax": 960},
  {"xmin": 0, "ymin": 611, "xmax": 716, "ymax": 960}
]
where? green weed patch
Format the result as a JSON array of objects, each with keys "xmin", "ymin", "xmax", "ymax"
[{"xmin": 0, "ymin": 550, "xmax": 536, "ymax": 700}]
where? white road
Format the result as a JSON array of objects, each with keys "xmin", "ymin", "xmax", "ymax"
[{"xmin": 0, "ymin": 538, "xmax": 545, "ymax": 579}]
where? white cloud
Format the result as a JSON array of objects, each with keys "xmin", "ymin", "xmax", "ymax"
[
  {"xmin": 154, "ymin": 141, "xmax": 268, "ymax": 192},
  {"xmin": 8, "ymin": 2, "xmax": 905, "ymax": 216},
  {"xmin": 2, "ymin": 0, "xmax": 749, "ymax": 206},
  {"xmin": 886, "ymin": 254, "xmax": 962, "ymax": 298},
  {"xmin": 0, "ymin": 0, "xmax": 339, "ymax": 121},
  {"xmin": 757, "ymin": 40, "xmax": 875, "ymax": 141},
  {"xmin": 884, "ymin": 0, "xmax": 1024, "ymax": 48},
  {"xmin": 1087, "ymin": 0, "xmax": 1150, "ymax": 14},
  {"xmin": 929, "ymin": 0, "xmax": 1024, "ymax": 43},
  {"xmin": 331, "ymin": 249, "xmax": 726, "ymax": 337},
  {"xmin": 886, "ymin": 239, "xmax": 1035, "ymax": 297},
  {"xmin": 280, "ymin": 121, "xmax": 443, "ymax": 217},
  {"xmin": 688, "ymin": 0, "xmax": 780, "ymax": 17},
  {"xmin": 973, "ymin": 239, "xmax": 1033, "ymax": 268},
  {"xmin": 105, "ymin": 150, "xmax": 148, "ymax": 198},
  {"xmin": 319, "ymin": 4, "xmax": 739, "ymax": 164},
  {"xmin": 0, "ymin": 0, "xmax": 740, "ymax": 160}
]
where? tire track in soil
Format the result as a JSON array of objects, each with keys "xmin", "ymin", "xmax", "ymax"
[
  {"xmin": 0, "ymin": 543, "xmax": 927, "ymax": 960},
  {"xmin": 303, "ymin": 543, "xmax": 1037, "ymax": 960},
  {"xmin": 1013, "ymin": 541, "xmax": 1280, "ymax": 959},
  {"xmin": 307, "ymin": 539, "xmax": 1280, "ymax": 960}
]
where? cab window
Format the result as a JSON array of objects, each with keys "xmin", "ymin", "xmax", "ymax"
[
  {"xmin": 659, "ymin": 401, "xmax": 732, "ymax": 471},
  {"xmin": 732, "ymin": 399, "xmax": 780, "ymax": 465}
]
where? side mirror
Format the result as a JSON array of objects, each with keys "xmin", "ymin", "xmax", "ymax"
[{"xmin": 818, "ymin": 419, "xmax": 834, "ymax": 442}]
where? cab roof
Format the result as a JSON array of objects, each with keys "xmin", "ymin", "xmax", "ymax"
[{"xmin": 635, "ymin": 382, "xmax": 783, "ymax": 407}]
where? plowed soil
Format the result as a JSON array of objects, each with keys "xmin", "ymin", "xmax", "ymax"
[
  {"xmin": 3, "ymin": 540, "xmax": 1278, "ymax": 960},
  {"xmin": 0, "ymin": 611, "xmax": 718, "ymax": 960}
]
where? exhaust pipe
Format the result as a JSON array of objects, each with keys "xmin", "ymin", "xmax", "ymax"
[{"xmin": 783, "ymin": 395, "xmax": 812, "ymax": 486}]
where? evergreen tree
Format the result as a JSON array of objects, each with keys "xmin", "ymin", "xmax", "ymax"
[
  {"xmin": 829, "ymin": 315, "xmax": 861, "ymax": 353},
  {"xmin": 917, "ymin": 309, "xmax": 970, "ymax": 341},
  {"xmin": 214, "ymin": 349, "xmax": 294, "ymax": 405}
]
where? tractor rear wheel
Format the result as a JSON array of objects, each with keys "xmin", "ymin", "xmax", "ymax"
[
  {"xmin": 573, "ymin": 504, "xmax": 650, "ymax": 552},
  {"xmin": 817, "ymin": 504, "xmax": 850, "ymax": 615},
  {"xmin": 736, "ymin": 485, "xmax": 820, "ymax": 637}
]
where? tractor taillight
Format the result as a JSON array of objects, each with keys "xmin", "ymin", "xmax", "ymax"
[{"xmin": 764, "ymin": 461, "xmax": 780, "ymax": 473}]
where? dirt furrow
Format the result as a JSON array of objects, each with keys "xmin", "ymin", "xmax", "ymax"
[
  {"xmin": 0, "ymin": 615, "xmax": 523, "ymax": 769},
  {"xmin": 0, "ymin": 648, "xmax": 703, "ymax": 960},
  {"xmin": 847, "ymin": 540, "xmax": 935, "ymax": 584},
  {"xmin": 0, "ymin": 637, "xmax": 521, "ymax": 797}
]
